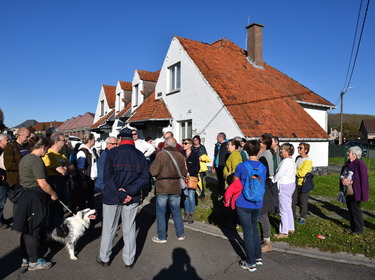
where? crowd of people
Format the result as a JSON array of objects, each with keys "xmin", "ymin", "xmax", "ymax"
[{"xmin": 0, "ymin": 127, "xmax": 370, "ymax": 273}]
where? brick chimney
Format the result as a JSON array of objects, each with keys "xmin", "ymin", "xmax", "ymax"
[{"xmin": 245, "ymin": 23, "xmax": 264, "ymax": 68}]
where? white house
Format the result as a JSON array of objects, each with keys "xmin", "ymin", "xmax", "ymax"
[
  {"xmin": 134, "ymin": 23, "xmax": 334, "ymax": 173},
  {"xmin": 91, "ymin": 23, "xmax": 335, "ymax": 173}
]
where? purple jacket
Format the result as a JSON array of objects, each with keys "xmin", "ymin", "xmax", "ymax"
[{"xmin": 340, "ymin": 159, "xmax": 369, "ymax": 202}]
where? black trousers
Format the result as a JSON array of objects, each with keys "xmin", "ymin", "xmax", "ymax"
[
  {"xmin": 292, "ymin": 186, "xmax": 310, "ymax": 219},
  {"xmin": 216, "ymin": 166, "xmax": 225, "ymax": 195},
  {"xmin": 346, "ymin": 195, "xmax": 364, "ymax": 234},
  {"xmin": 20, "ymin": 227, "xmax": 41, "ymax": 263}
]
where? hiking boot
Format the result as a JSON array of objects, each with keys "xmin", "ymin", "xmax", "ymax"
[
  {"xmin": 188, "ymin": 213, "xmax": 194, "ymax": 224},
  {"xmin": 239, "ymin": 260, "xmax": 257, "ymax": 272},
  {"xmin": 183, "ymin": 213, "xmax": 189, "ymax": 222},
  {"xmin": 0, "ymin": 222, "xmax": 10, "ymax": 229},
  {"xmin": 152, "ymin": 236, "xmax": 167, "ymax": 243},
  {"xmin": 298, "ymin": 217, "xmax": 306, "ymax": 225},
  {"xmin": 261, "ymin": 240, "xmax": 272, "ymax": 253},
  {"xmin": 28, "ymin": 258, "xmax": 52, "ymax": 271}
]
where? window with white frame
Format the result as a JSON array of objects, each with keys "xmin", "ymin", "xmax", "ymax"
[
  {"xmin": 100, "ymin": 100, "xmax": 104, "ymax": 116},
  {"xmin": 116, "ymin": 92, "xmax": 121, "ymax": 112},
  {"xmin": 168, "ymin": 62, "xmax": 181, "ymax": 93},
  {"xmin": 133, "ymin": 84, "xmax": 139, "ymax": 107},
  {"xmin": 179, "ymin": 120, "xmax": 192, "ymax": 140}
]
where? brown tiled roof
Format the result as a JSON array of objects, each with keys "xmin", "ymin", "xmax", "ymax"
[
  {"xmin": 361, "ymin": 119, "xmax": 375, "ymax": 132},
  {"xmin": 103, "ymin": 85, "xmax": 116, "ymax": 108},
  {"xmin": 127, "ymin": 92, "xmax": 171, "ymax": 123},
  {"xmin": 119, "ymin": 81, "xmax": 132, "ymax": 91},
  {"xmin": 90, "ymin": 109, "xmax": 115, "ymax": 129},
  {"xmin": 58, "ymin": 112, "xmax": 95, "ymax": 130},
  {"xmin": 177, "ymin": 36, "xmax": 333, "ymax": 138},
  {"xmin": 115, "ymin": 102, "xmax": 132, "ymax": 118},
  {"xmin": 34, "ymin": 121, "xmax": 64, "ymax": 131},
  {"xmin": 136, "ymin": 70, "xmax": 160, "ymax": 82}
]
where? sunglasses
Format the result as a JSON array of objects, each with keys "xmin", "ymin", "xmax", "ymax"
[
  {"xmin": 182, "ymin": 142, "xmax": 190, "ymax": 145},
  {"xmin": 298, "ymin": 147, "xmax": 303, "ymax": 150},
  {"xmin": 109, "ymin": 142, "xmax": 118, "ymax": 146}
]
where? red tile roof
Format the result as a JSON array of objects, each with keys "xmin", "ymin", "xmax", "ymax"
[
  {"xmin": 58, "ymin": 112, "xmax": 95, "ymax": 130},
  {"xmin": 119, "ymin": 81, "xmax": 132, "ymax": 91},
  {"xmin": 127, "ymin": 92, "xmax": 171, "ymax": 123},
  {"xmin": 103, "ymin": 85, "xmax": 116, "ymax": 108},
  {"xmin": 115, "ymin": 102, "xmax": 132, "ymax": 118},
  {"xmin": 177, "ymin": 36, "xmax": 333, "ymax": 138},
  {"xmin": 90, "ymin": 109, "xmax": 115, "ymax": 129},
  {"xmin": 136, "ymin": 70, "xmax": 160, "ymax": 82},
  {"xmin": 34, "ymin": 121, "xmax": 64, "ymax": 132}
]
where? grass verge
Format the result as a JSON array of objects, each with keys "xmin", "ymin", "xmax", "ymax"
[{"xmin": 194, "ymin": 171, "xmax": 375, "ymax": 258}]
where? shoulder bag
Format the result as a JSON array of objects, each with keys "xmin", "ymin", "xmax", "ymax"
[
  {"xmin": 164, "ymin": 150, "xmax": 186, "ymax": 190},
  {"xmin": 301, "ymin": 173, "xmax": 315, "ymax": 193}
]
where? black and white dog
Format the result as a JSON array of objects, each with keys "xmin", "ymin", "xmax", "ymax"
[{"xmin": 50, "ymin": 208, "xmax": 97, "ymax": 260}]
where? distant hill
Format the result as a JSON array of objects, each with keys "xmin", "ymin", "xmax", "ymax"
[
  {"xmin": 328, "ymin": 113, "xmax": 375, "ymax": 141},
  {"xmin": 328, "ymin": 114, "xmax": 375, "ymax": 130}
]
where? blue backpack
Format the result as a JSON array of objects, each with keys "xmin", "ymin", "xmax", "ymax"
[{"xmin": 242, "ymin": 161, "xmax": 266, "ymax": 203}]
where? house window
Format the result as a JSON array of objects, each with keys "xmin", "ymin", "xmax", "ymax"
[
  {"xmin": 179, "ymin": 120, "xmax": 192, "ymax": 140},
  {"xmin": 133, "ymin": 84, "xmax": 139, "ymax": 107},
  {"xmin": 168, "ymin": 62, "xmax": 181, "ymax": 93},
  {"xmin": 116, "ymin": 92, "xmax": 121, "ymax": 112},
  {"xmin": 100, "ymin": 100, "xmax": 104, "ymax": 116}
]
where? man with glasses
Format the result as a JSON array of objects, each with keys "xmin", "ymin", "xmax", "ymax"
[
  {"xmin": 0, "ymin": 134, "xmax": 10, "ymax": 229},
  {"xmin": 95, "ymin": 136, "xmax": 118, "ymax": 194},
  {"xmin": 42, "ymin": 132, "xmax": 75, "ymax": 227}
]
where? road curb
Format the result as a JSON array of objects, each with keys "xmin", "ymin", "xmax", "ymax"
[{"xmin": 140, "ymin": 196, "xmax": 375, "ymax": 268}]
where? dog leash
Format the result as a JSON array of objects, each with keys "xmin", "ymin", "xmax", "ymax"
[{"xmin": 58, "ymin": 199, "xmax": 76, "ymax": 216}]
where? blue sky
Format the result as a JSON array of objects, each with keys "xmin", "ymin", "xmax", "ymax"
[{"xmin": 1, "ymin": 0, "xmax": 374, "ymax": 128}]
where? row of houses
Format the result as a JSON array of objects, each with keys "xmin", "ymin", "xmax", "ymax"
[
  {"xmin": 13, "ymin": 113, "xmax": 95, "ymax": 139},
  {"xmin": 90, "ymin": 23, "xmax": 335, "ymax": 173}
]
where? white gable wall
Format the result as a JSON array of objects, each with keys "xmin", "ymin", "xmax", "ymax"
[
  {"xmin": 303, "ymin": 107, "xmax": 328, "ymax": 131},
  {"xmin": 155, "ymin": 37, "xmax": 243, "ymax": 162},
  {"xmin": 115, "ymin": 81, "xmax": 125, "ymax": 114},
  {"xmin": 93, "ymin": 86, "xmax": 110, "ymax": 124},
  {"xmin": 278, "ymin": 141, "xmax": 328, "ymax": 171},
  {"xmin": 132, "ymin": 71, "xmax": 144, "ymax": 112}
]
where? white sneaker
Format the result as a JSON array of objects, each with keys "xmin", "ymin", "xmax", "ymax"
[
  {"xmin": 177, "ymin": 235, "xmax": 185, "ymax": 241},
  {"xmin": 152, "ymin": 236, "xmax": 167, "ymax": 243}
]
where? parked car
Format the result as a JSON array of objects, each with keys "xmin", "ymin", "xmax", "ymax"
[
  {"xmin": 346, "ymin": 141, "xmax": 368, "ymax": 157},
  {"xmin": 68, "ymin": 136, "xmax": 82, "ymax": 148}
]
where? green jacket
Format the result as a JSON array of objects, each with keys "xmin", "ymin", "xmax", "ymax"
[{"xmin": 224, "ymin": 150, "xmax": 242, "ymax": 178}]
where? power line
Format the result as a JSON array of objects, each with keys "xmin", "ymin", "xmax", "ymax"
[
  {"xmin": 343, "ymin": 0, "xmax": 371, "ymax": 91},
  {"xmin": 341, "ymin": 0, "xmax": 363, "ymax": 92}
]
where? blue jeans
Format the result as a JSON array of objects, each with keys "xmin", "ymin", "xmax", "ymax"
[
  {"xmin": 183, "ymin": 189, "xmax": 195, "ymax": 214},
  {"xmin": 236, "ymin": 206, "xmax": 262, "ymax": 265},
  {"xmin": 156, "ymin": 194, "xmax": 184, "ymax": 240},
  {"xmin": 0, "ymin": 185, "xmax": 9, "ymax": 223}
]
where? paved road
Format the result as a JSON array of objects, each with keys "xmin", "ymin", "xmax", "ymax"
[{"xmin": 0, "ymin": 201, "xmax": 374, "ymax": 280}]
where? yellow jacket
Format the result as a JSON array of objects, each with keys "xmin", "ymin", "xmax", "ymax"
[
  {"xmin": 296, "ymin": 156, "xmax": 313, "ymax": 186},
  {"xmin": 223, "ymin": 150, "xmax": 242, "ymax": 178}
]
